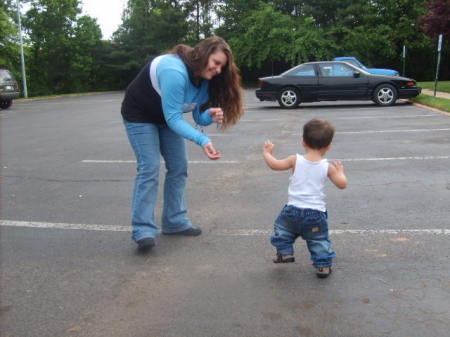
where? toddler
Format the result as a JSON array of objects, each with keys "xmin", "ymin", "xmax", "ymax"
[{"xmin": 263, "ymin": 118, "xmax": 347, "ymax": 278}]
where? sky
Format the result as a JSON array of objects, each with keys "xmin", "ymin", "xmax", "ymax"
[{"xmin": 81, "ymin": 0, "xmax": 126, "ymax": 40}]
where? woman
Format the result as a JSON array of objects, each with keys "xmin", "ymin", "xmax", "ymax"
[{"xmin": 121, "ymin": 36, "xmax": 243, "ymax": 250}]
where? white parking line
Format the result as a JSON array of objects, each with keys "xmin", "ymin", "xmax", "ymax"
[
  {"xmin": 216, "ymin": 229, "xmax": 450, "ymax": 236},
  {"xmin": 337, "ymin": 128, "xmax": 450, "ymax": 134},
  {"xmin": 0, "ymin": 220, "xmax": 129, "ymax": 231},
  {"xmin": 287, "ymin": 128, "xmax": 450, "ymax": 136},
  {"xmin": 335, "ymin": 114, "xmax": 438, "ymax": 120},
  {"xmin": 1, "ymin": 220, "xmax": 449, "ymax": 235},
  {"xmin": 81, "ymin": 156, "xmax": 450, "ymax": 164},
  {"xmin": 240, "ymin": 119, "xmax": 284, "ymax": 122},
  {"xmin": 334, "ymin": 155, "xmax": 450, "ymax": 162},
  {"xmin": 81, "ymin": 160, "xmax": 240, "ymax": 164}
]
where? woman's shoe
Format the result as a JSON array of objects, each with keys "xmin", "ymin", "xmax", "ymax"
[
  {"xmin": 136, "ymin": 237, "xmax": 155, "ymax": 250},
  {"xmin": 163, "ymin": 225, "xmax": 202, "ymax": 236}
]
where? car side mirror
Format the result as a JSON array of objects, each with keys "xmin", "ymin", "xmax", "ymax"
[{"xmin": 353, "ymin": 71, "xmax": 360, "ymax": 78}]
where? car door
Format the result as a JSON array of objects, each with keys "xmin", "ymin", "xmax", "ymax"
[
  {"xmin": 317, "ymin": 63, "xmax": 369, "ymax": 100},
  {"xmin": 283, "ymin": 64, "xmax": 319, "ymax": 101}
]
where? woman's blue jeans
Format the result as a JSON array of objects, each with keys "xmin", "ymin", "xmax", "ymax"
[
  {"xmin": 271, "ymin": 205, "xmax": 336, "ymax": 268},
  {"xmin": 124, "ymin": 121, "xmax": 193, "ymax": 242}
]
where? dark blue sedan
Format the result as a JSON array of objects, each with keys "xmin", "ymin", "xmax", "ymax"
[{"xmin": 255, "ymin": 61, "xmax": 421, "ymax": 108}]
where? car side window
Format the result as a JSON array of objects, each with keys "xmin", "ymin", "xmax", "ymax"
[
  {"xmin": 319, "ymin": 64, "xmax": 354, "ymax": 77},
  {"xmin": 290, "ymin": 64, "xmax": 315, "ymax": 76}
]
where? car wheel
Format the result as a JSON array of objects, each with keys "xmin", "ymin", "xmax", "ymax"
[
  {"xmin": 373, "ymin": 84, "xmax": 397, "ymax": 106},
  {"xmin": 0, "ymin": 99, "xmax": 12, "ymax": 109},
  {"xmin": 278, "ymin": 87, "xmax": 300, "ymax": 108}
]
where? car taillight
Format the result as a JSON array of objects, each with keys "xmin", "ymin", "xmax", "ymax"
[
  {"xmin": 258, "ymin": 80, "xmax": 264, "ymax": 89},
  {"xmin": 406, "ymin": 81, "xmax": 415, "ymax": 86}
]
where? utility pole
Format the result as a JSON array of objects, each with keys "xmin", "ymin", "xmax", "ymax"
[{"xmin": 16, "ymin": 0, "xmax": 28, "ymax": 98}]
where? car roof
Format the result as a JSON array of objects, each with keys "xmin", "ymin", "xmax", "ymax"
[
  {"xmin": 302, "ymin": 61, "xmax": 353, "ymax": 65},
  {"xmin": 285, "ymin": 61, "xmax": 371, "ymax": 75}
]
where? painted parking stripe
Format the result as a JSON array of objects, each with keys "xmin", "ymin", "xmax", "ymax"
[
  {"xmin": 0, "ymin": 220, "xmax": 129, "ymax": 232},
  {"xmin": 81, "ymin": 156, "xmax": 450, "ymax": 164},
  {"xmin": 335, "ymin": 114, "xmax": 438, "ymax": 120},
  {"xmin": 337, "ymin": 128, "xmax": 450, "ymax": 134},
  {"xmin": 1, "ymin": 220, "xmax": 449, "ymax": 236},
  {"xmin": 216, "ymin": 229, "xmax": 450, "ymax": 236},
  {"xmin": 240, "ymin": 119, "xmax": 284, "ymax": 122},
  {"xmin": 334, "ymin": 155, "xmax": 450, "ymax": 162},
  {"xmin": 288, "ymin": 128, "xmax": 450, "ymax": 136},
  {"xmin": 81, "ymin": 160, "xmax": 240, "ymax": 164}
]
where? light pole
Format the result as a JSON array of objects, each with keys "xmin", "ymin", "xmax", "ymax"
[{"xmin": 16, "ymin": 0, "xmax": 28, "ymax": 98}]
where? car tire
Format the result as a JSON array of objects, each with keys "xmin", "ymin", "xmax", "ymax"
[
  {"xmin": 277, "ymin": 87, "xmax": 300, "ymax": 108},
  {"xmin": 0, "ymin": 99, "xmax": 12, "ymax": 109},
  {"xmin": 373, "ymin": 84, "xmax": 397, "ymax": 106}
]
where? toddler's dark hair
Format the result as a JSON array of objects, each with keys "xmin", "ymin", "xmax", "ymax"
[{"xmin": 303, "ymin": 118, "xmax": 335, "ymax": 149}]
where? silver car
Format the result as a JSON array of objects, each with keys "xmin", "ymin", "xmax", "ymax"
[{"xmin": 0, "ymin": 69, "xmax": 20, "ymax": 109}]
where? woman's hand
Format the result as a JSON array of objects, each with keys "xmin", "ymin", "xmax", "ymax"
[
  {"xmin": 209, "ymin": 107, "xmax": 224, "ymax": 124},
  {"xmin": 203, "ymin": 142, "xmax": 222, "ymax": 160}
]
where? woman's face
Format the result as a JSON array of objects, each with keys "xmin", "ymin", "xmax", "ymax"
[{"xmin": 200, "ymin": 50, "xmax": 227, "ymax": 80}]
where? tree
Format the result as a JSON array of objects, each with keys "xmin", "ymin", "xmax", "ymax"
[
  {"xmin": 0, "ymin": 0, "xmax": 19, "ymax": 71},
  {"xmin": 111, "ymin": 0, "xmax": 188, "ymax": 85},
  {"xmin": 184, "ymin": 0, "xmax": 217, "ymax": 43},
  {"xmin": 24, "ymin": 0, "xmax": 81, "ymax": 94},
  {"xmin": 419, "ymin": 0, "xmax": 450, "ymax": 40},
  {"xmin": 70, "ymin": 15, "xmax": 103, "ymax": 92},
  {"xmin": 23, "ymin": 0, "xmax": 105, "ymax": 95},
  {"xmin": 229, "ymin": 3, "xmax": 295, "ymax": 70}
]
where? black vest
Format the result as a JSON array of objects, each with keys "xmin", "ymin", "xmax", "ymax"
[{"xmin": 121, "ymin": 60, "xmax": 166, "ymax": 124}]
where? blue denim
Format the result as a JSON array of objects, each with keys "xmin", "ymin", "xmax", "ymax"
[
  {"xmin": 124, "ymin": 121, "xmax": 193, "ymax": 242},
  {"xmin": 271, "ymin": 205, "xmax": 336, "ymax": 268}
]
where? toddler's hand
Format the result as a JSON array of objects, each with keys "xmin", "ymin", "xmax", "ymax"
[
  {"xmin": 330, "ymin": 160, "xmax": 345, "ymax": 173},
  {"xmin": 264, "ymin": 140, "xmax": 274, "ymax": 153}
]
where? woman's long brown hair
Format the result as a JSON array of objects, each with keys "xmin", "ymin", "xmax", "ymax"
[{"xmin": 170, "ymin": 37, "xmax": 244, "ymax": 128}]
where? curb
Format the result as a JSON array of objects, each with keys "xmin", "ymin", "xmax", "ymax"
[
  {"xmin": 406, "ymin": 99, "xmax": 450, "ymax": 117},
  {"xmin": 15, "ymin": 91, "xmax": 123, "ymax": 102}
]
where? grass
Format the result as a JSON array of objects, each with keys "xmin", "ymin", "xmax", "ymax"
[
  {"xmin": 410, "ymin": 94, "xmax": 450, "ymax": 112},
  {"xmin": 16, "ymin": 90, "xmax": 119, "ymax": 101},
  {"xmin": 417, "ymin": 81, "xmax": 450, "ymax": 93}
]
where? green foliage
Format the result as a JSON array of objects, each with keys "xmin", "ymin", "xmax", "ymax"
[
  {"xmin": 112, "ymin": 0, "xmax": 188, "ymax": 79},
  {"xmin": 24, "ymin": 0, "xmax": 84, "ymax": 94},
  {"xmin": 229, "ymin": 3, "xmax": 294, "ymax": 69},
  {"xmin": 418, "ymin": 81, "xmax": 450, "ymax": 93},
  {"xmin": 2, "ymin": 0, "xmax": 447, "ymax": 96},
  {"xmin": 0, "ymin": 1, "xmax": 19, "ymax": 72}
]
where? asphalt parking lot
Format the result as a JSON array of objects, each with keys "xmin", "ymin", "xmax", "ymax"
[{"xmin": 1, "ymin": 90, "xmax": 449, "ymax": 337}]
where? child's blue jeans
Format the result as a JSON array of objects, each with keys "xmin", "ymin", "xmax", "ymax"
[{"xmin": 271, "ymin": 204, "xmax": 336, "ymax": 268}]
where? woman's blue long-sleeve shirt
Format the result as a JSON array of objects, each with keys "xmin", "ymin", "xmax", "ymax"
[{"xmin": 155, "ymin": 54, "xmax": 213, "ymax": 147}]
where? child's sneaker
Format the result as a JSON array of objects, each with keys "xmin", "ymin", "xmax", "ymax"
[
  {"xmin": 273, "ymin": 254, "xmax": 295, "ymax": 263},
  {"xmin": 316, "ymin": 267, "xmax": 332, "ymax": 278}
]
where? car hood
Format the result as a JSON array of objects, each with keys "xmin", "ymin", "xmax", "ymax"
[
  {"xmin": 367, "ymin": 68, "xmax": 399, "ymax": 76},
  {"xmin": 369, "ymin": 73, "xmax": 415, "ymax": 82}
]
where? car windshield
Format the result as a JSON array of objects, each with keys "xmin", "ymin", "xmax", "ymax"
[
  {"xmin": 0, "ymin": 70, "xmax": 15, "ymax": 81},
  {"xmin": 343, "ymin": 59, "xmax": 368, "ymax": 70}
]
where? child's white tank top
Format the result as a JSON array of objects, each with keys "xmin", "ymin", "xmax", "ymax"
[{"xmin": 287, "ymin": 154, "xmax": 329, "ymax": 212}]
